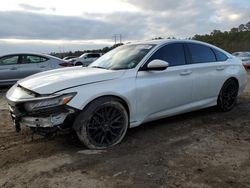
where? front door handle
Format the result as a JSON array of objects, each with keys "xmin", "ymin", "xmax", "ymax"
[
  {"xmin": 180, "ymin": 70, "xmax": 192, "ymax": 76},
  {"xmin": 10, "ymin": 67, "xmax": 17, "ymax": 70}
]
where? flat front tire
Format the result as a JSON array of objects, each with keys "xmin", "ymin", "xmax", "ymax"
[{"xmin": 74, "ymin": 97, "xmax": 129, "ymax": 149}]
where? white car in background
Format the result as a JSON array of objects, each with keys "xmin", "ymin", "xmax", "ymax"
[
  {"xmin": 233, "ymin": 52, "xmax": 250, "ymax": 69},
  {"xmin": 70, "ymin": 53, "xmax": 102, "ymax": 66},
  {"xmin": 6, "ymin": 40, "xmax": 247, "ymax": 149}
]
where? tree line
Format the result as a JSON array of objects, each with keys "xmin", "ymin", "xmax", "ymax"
[
  {"xmin": 52, "ymin": 21, "xmax": 250, "ymax": 58},
  {"xmin": 193, "ymin": 21, "xmax": 250, "ymax": 53}
]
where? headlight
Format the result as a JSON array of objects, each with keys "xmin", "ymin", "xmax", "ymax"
[{"xmin": 24, "ymin": 93, "xmax": 76, "ymax": 112}]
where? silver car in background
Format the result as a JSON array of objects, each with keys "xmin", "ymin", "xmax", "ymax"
[
  {"xmin": 0, "ymin": 53, "xmax": 73, "ymax": 86},
  {"xmin": 70, "ymin": 53, "xmax": 102, "ymax": 66},
  {"xmin": 233, "ymin": 51, "xmax": 250, "ymax": 69}
]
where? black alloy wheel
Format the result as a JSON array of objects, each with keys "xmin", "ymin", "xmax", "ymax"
[
  {"xmin": 74, "ymin": 97, "xmax": 128, "ymax": 149},
  {"xmin": 218, "ymin": 79, "xmax": 239, "ymax": 111}
]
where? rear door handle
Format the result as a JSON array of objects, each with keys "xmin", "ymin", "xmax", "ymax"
[
  {"xmin": 180, "ymin": 70, "xmax": 192, "ymax": 76},
  {"xmin": 216, "ymin": 66, "xmax": 225, "ymax": 71},
  {"xmin": 40, "ymin": 65, "xmax": 46, "ymax": 68}
]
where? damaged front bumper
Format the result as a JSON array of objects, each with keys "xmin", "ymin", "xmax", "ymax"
[
  {"xmin": 8, "ymin": 102, "xmax": 77, "ymax": 133},
  {"xmin": 6, "ymin": 85, "xmax": 78, "ymax": 134}
]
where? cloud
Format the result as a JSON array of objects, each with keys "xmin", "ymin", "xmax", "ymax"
[
  {"xmin": 0, "ymin": 11, "xmax": 148, "ymax": 41},
  {"xmin": 0, "ymin": 39, "xmax": 110, "ymax": 55},
  {"xmin": 0, "ymin": 0, "xmax": 250, "ymax": 53},
  {"xmin": 18, "ymin": 4, "xmax": 46, "ymax": 11}
]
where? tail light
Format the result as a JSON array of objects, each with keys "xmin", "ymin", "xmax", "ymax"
[
  {"xmin": 242, "ymin": 63, "xmax": 249, "ymax": 71},
  {"xmin": 59, "ymin": 62, "xmax": 73, "ymax": 67}
]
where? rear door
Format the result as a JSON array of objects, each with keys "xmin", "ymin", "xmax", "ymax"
[
  {"xmin": 0, "ymin": 55, "xmax": 20, "ymax": 84},
  {"xmin": 17, "ymin": 54, "xmax": 49, "ymax": 79},
  {"xmin": 185, "ymin": 43, "xmax": 229, "ymax": 102}
]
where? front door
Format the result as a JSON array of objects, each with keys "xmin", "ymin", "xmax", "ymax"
[{"xmin": 136, "ymin": 43, "xmax": 193, "ymax": 122}]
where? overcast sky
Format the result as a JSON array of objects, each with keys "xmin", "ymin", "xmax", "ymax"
[{"xmin": 0, "ymin": 0, "xmax": 249, "ymax": 55}]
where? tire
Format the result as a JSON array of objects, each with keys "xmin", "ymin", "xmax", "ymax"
[
  {"xmin": 217, "ymin": 79, "xmax": 239, "ymax": 112},
  {"xmin": 75, "ymin": 62, "xmax": 83, "ymax": 66},
  {"xmin": 74, "ymin": 97, "xmax": 129, "ymax": 149}
]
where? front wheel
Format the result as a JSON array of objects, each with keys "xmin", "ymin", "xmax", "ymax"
[
  {"xmin": 217, "ymin": 79, "xmax": 239, "ymax": 112},
  {"xmin": 74, "ymin": 97, "xmax": 129, "ymax": 149},
  {"xmin": 75, "ymin": 62, "xmax": 83, "ymax": 66}
]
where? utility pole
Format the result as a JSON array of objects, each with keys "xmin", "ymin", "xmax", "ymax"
[
  {"xmin": 113, "ymin": 35, "xmax": 117, "ymax": 45},
  {"xmin": 113, "ymin": 34, "xmax": 122, "ymax": 45}
]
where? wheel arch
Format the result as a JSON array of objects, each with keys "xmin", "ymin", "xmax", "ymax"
[
  {"xmin": 218, "ymin": 77, "xmax": 239, "ymax": 96},
  {"xmin": 81, "ymin": 94, "xmax": 131, "ymax": 118},
  {"xmin": 225, "ymin": 77, "xmax": 239, "ymax": 89}
]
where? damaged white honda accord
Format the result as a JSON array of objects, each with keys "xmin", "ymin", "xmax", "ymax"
[{"xmin": 6, "ymin": 40, "xmax": 248, "ymax": 149}]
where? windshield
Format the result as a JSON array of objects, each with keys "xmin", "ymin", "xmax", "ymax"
[
  {"xmin": 89, "ymin": 44, "xmax": 155, "ymax": 70},
  {"xmin": 79, "ymin": 54, "xmax": 86, "ymax": 58}
]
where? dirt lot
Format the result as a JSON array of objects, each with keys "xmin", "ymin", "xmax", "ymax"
[{"xmin": 0, "ymin": 75, "xmax": 250, "ymax": 188}]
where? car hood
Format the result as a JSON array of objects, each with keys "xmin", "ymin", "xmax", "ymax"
[{"xmin": 18, "ymin": 67, "xmax": 125, "ymax": 94}]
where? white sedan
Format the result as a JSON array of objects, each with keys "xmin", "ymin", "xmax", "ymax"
[{"xmin": 6, "ymin": 40, "xmax": 248, "ymax": 149}]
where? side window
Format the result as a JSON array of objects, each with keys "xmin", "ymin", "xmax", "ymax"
[
  {"xmin": 20, "ymin": 55, "xmax": 48, "ymax": 64},
  {"xmin": 147, "ymin": 43, "xmax": 186, "ymax": 66},
  {"xmin": 188, "ymin": 43, "xmax": 216, "ymax": 64},
  {"xmin": 212, "ymin": 49, "xmax": 228, "ymax": 61},
  {"xmin": 87, "ymin": 54, "xmax": 93, "ymax": 58},
  {"xmin": 93, "ymin": 54, "xmax": 100, "ymax": 58},
  {"xmin": 0, "ymin": 55, "xmax": 19, "ymax": 65}
]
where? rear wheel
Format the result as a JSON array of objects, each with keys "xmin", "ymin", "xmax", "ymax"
[
  {"xmin": 74, "ymin": 97, "xmax": 129, "ymax": 149},
  {"xmin": 217, "ymin": 79, "xmax": 239, "ymax": 112}
]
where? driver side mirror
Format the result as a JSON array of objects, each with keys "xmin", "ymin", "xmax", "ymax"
[{"xmin": 146, "ymin": 59, "xmax": 169, "ymax": 71}]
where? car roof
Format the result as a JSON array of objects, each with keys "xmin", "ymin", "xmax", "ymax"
[
  {"xmin": 130, "ymin": 39, "xmax": 231, "ymax": 57},
  {"xmin": 0, "ymin": 52, "xmax": 63, "ymax": 60},
  {"xmin": 131, "ymin": 39, "xmax": 215, "ymax": 46}
]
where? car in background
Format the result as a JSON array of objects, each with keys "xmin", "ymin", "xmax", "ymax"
[
  {"xmin": 63, "ymin": 56, "xmax": 76, "ymax": 61},
  {"xmin": 0, "ymin": 53, "xmax": 72, "ymax": 86},
  {"xmin": 6, "ymin": 40, "xmax": 247, "ymax": 149},
  {"xmin": 70, "ymin": 53, "xmax": 102, "ymax": 66},
  {"xmin": 232, "ymin": 52, "xmax": 250, "ymax": 69}
]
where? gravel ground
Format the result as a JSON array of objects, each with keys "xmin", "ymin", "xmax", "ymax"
[
  {"xmin": 0, "ymin": 88, "xmax": 8, "ymax": 110},
  {"xmin": 0, "ymin": 74, "xmax": 250, "ymax": 188}
]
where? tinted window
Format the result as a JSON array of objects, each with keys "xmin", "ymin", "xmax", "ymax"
[
  {"xmin": 147, "ymin": 43, "xmax": 186, "ymax": 66},
  {"xmin": 188, "ymin": 43, "xmax": 216, "ymax": 63},
  {"xmin": 212, "ymin": 49, "xmax": 228, "ymax": 61},
  {"xmin": 20, "ymin": 55, "xmax": 48, "ymax": 64},
  {"xmin": 93, "ymin": 54, "xmax": 100, "ymax": 58},
  {"xmin": 87, "ymin": 54, "xmax": 100, "ymax": 58},
  {"xmin": 0, "ymin": 55, "xmax": 19, "ymax": 65}
]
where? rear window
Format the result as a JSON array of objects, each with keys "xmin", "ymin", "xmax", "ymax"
[
  {"xmin": 212, "ymin": 49, "xmax": 228, "ymax": 61},
  {"xmin": 188, "ymin": 43, "xmax": 216, "ymax": 64},
  {"xmin": 87, "ymin": 54, "xmax": 100, "ymax": 58}
]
